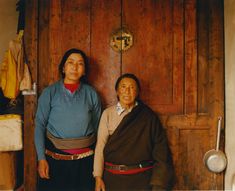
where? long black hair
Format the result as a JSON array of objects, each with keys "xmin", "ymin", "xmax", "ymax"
[
  {"xmin": 58, "ymin": 48, "xmax": 88, "ymax": 83},
  {"xmin": 115, "ymin": 73, "xmax": 141, "ymax": 100}
]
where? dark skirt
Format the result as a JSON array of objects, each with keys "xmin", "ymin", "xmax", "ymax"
[
  {"xmin": 37, "ymin": 139, "xmax": 95, "ymax": 191},
  {"xmin": 103, "ymin": 169, "xmax": 152, "ymax": 191}
]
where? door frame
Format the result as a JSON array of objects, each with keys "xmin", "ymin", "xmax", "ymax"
[{"xmin": 224, "ymin": 1, "xmax": 235, "ymax": 190}]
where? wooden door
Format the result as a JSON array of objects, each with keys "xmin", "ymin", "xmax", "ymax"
[
  {"xmin": 121, "ymin": 0, "xmax": 224, "ymax": 190},
  {"xmin": 24, "ymin": 0, "xmax": 224, "ymax": 190}
]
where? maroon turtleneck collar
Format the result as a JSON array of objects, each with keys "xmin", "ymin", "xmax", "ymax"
[{"xmin": 64, "ymin": 83, "xmax": 79, "ymax": 93}]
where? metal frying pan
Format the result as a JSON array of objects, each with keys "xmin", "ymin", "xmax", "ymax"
[{"xmin": 203, "ymin": 117, "xmax": 227, "ymax": 173}]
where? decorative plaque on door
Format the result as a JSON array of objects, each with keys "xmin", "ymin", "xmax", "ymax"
[{"xmin": 110, "ymin": 28, "xmax": 133, "ymax": 52}]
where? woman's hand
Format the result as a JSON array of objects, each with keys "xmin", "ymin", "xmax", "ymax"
[
  {"xmin": 38, "ymin": 159, "xmax": 50, "ymax": 179},
  {"xmin": 95, "ymin": 176, "xmax": 105, "ymax": 191}
]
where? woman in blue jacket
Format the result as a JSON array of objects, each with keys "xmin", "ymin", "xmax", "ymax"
[{"xmin": 35, "ymin": 48, "xmax": 101, "ymax": 191}]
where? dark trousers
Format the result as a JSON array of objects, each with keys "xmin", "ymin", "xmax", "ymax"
[
  {"xmin": 37, "ymin": 139, "xmax": 95, "ymax": 191},
  {"xmin": 37, "ymin": 155, "xmax": 95, "ymax": 191}
]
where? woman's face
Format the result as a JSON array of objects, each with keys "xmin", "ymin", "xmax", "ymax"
[
  {"xmin": 117, "ymin": 77, "xmax": 138, "ymax": 109},
  {"xmin": 63, "ymin": 53, "xmax": 85, "ymax": 84}
]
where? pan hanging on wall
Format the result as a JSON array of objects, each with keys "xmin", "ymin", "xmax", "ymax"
[{"xmin": 203, "ymin": 117, "xmax": 227, "ymax": 173}]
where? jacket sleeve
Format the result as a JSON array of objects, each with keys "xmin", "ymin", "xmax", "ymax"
[
  {"xmin": 150, "ymin": 115, "xmax": 175, "ymax": 190},
  {"xmin": 91, "ymin": 90, "xmax": 102, "ymax": 132},
  {"xmin": 34, "ymin": 87, "xmax": 52, "ymax": 160}
]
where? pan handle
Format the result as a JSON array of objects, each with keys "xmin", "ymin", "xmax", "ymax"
[{"xmin": 216, "ymin": 117, "xmax": 222, "ymax": 151}]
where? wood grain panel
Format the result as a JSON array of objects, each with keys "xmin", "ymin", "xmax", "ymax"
[
  {"xmin": 90, "ymin": 0, "xmax": 121, "ymax": 106},
  {"xmin": 24, "ymin": 0, "xmax": 38, "ymax": 190},
  {"xmin": 197, "ymin": 0, "xmax": 224, "ymax": 118},
  {"xmin": 39, "ymin": 0, "xmax": 92, "ymax": 89},
  {"xmin": 0, "ymin": 152, "xmax": 17, "ymax": 190},
  {"xmin": 207, "ymin": 0, "xmax": 225, "ymax": 188},
  {"xmin": 61, "ymin": 0, "xmax": 91, "ymax": 54},
  {"xmin": 178, "ymin": 129, "xmax": 213, "ymax": 190},
  {"xmin": 38, "ymin": 0, "xmax": 50, "ymax": 92},
  {"xmin": 122, "ymin": 0, "xmax": 184, "ymax": 114},
  {"xmin": 197, "ymin": 0, "xmax": 210, "ymax": 114},
  {"xmin": 184, "ymin": 0, "xmax": 197, "ymax": 114},
  {"xmin": 48, "ymin": 0, "xmax": 62, "ymax": 83},
  {"xmin": 172, "ymin": 0, "xmax": 224, "ymax": 189},
  {"xmin": 207, "ymin": 0, "xmax": 224, "ymax": 118},
  {"xmin": 165, "ymin": 116, "xmax": 220, "ymax": 190}
]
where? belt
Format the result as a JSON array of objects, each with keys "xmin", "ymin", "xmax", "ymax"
[
  {"xmin": 105, "ymin": 161, "xmax": 154, "ymax": 175},
  {"xmin": 45, "ymin": 149, "xmax": 94, "ymax": 160},
  {"xmin": 47, "ymin": 131, "xmax": 96, "ymax": 150}
]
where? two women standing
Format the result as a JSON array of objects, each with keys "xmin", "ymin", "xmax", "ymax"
[{"xmin": 34, "ymin": 48, "xmax": 174, "ymax": 191}]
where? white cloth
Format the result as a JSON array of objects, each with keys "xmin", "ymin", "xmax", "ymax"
[{"xmin": 0, "ymin": 114, "xmax": 23, "ymax": 151}]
